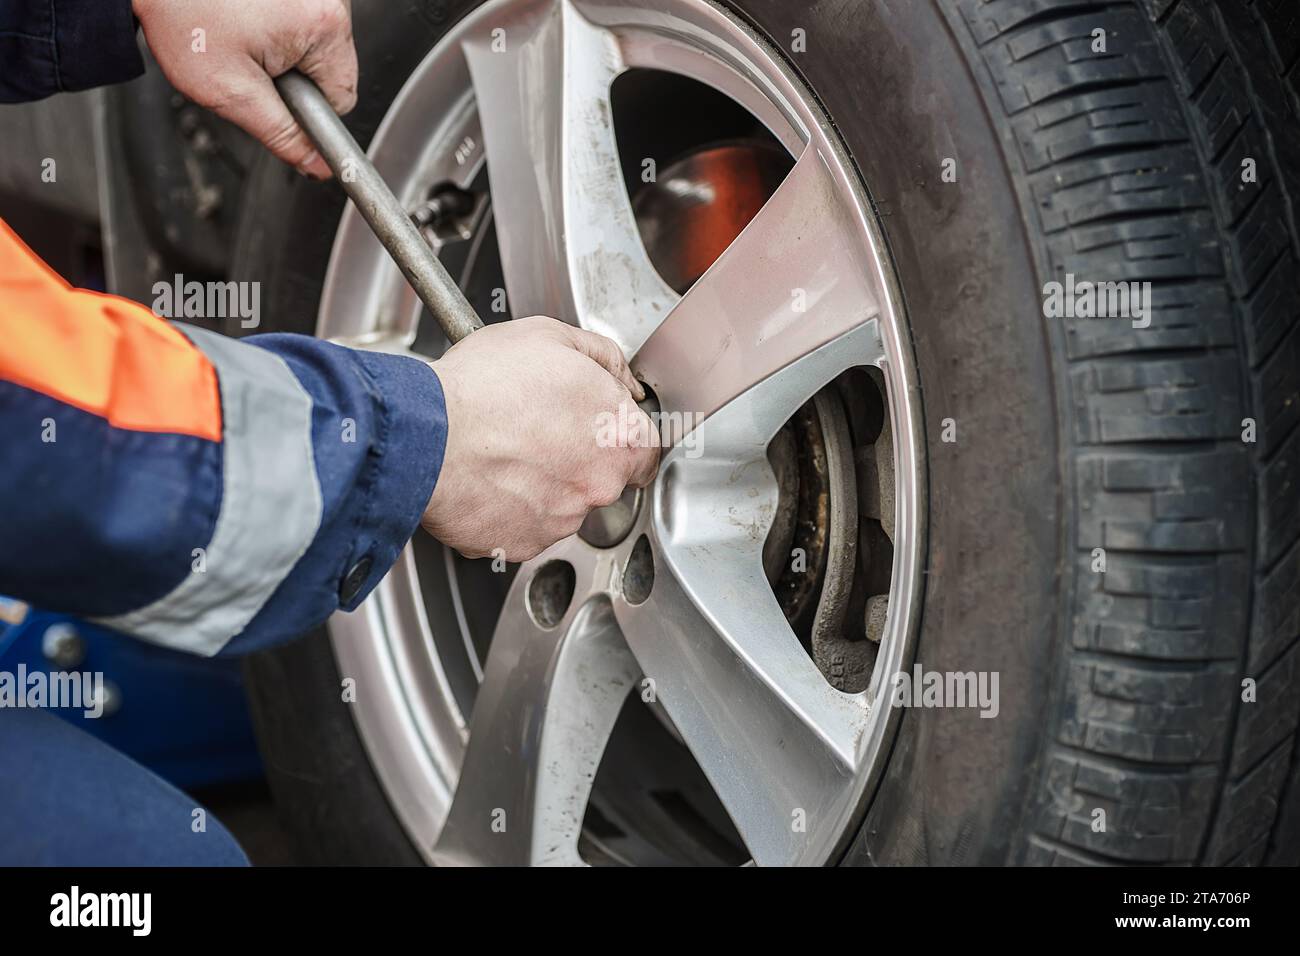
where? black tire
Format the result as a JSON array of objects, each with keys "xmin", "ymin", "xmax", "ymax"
[{"xmin": 234, "ymin": 0, "xmax": 1300, "ymax": 865}]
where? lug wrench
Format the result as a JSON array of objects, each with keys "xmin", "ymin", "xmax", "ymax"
[{"xmin": 274, "ymin": 70, "xmax": 484, "ymax": 344}]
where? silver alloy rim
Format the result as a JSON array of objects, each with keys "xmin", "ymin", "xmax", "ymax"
[{"xmin": 317, "ymin": 0, "xmax": 924, "ymax": 866}]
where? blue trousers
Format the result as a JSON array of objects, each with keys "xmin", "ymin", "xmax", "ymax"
[{"xmin": 0, "ymin": 709, "xmax": 248, "ymax": 865}]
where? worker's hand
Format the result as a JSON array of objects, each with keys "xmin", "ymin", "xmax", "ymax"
[
  {"xmin": 424, "ymin": 317, "xmax": 661, "ymax": 562},
  {"xmin": 133, "ymin": 0, "xmax": 357, "ymax": 179}
]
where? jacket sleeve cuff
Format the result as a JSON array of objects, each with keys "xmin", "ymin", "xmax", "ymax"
[
  {"xmin": 53, "ymin": 0, "xmax": 145, "ymax": 94},
  {"xmin": 334, "ymin": 351, "xmax": 448, "ymax": 611}
]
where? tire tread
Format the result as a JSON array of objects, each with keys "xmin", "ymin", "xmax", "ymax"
[{"xmin": 951, "ymin": 0, "xmax": 1300, "ymax": 864}]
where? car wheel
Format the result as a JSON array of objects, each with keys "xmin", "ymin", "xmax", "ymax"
[{"xmin": 232, "ymin": 0, "xmax": 1300, "ymax": 866}]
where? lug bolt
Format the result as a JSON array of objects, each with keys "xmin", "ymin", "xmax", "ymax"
[{"xmin": 410, "ymin": 184, "xmax": 478, "ymax": 237}]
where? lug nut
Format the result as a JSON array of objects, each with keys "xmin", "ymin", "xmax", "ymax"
[{"xmin": 410, "ymin": 183, "xmax": 477, "ymax": 234}]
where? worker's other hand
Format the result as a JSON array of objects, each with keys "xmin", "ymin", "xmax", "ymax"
[
  {"xmin": 133, "ymin": 0, "xmax": 357, "ymax": 179},
  {"xmin": 424, "ymin": 317, "xmax": 661, "ymax": 562}
]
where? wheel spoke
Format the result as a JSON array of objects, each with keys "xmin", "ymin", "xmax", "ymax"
[
  {"xmin": 634, "ymin": 144, "xmax": 884, "ymax": 430},
  {"xmin": 612, "ymin": 359, "xmax": 877, "ymax": 864},
  {"xmin": 462, "ymin": 0, "xmax": 677, "ymax": 354},
  {"xmin": 617, "ymin": 520, "xmax": 868, "ymax": 866},
  {"xmin": 432, "ymin": 540, "xmax": 637, "ymax": 866}
]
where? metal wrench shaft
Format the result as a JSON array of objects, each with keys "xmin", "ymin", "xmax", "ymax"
[{"xmin": 274, "ymin": 70, "xmax": 484, "ymax": 344}]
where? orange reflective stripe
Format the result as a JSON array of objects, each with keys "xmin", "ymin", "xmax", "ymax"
[{"xmin": 0, "ymin": 218, "xmax": 222, "ymax": 442}]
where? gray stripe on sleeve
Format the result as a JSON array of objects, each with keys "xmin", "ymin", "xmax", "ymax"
[{"xmin": 94, "ymin": 325, "xmax": 324, "ymax": 656}]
